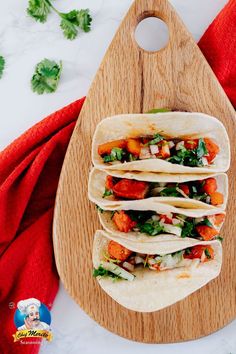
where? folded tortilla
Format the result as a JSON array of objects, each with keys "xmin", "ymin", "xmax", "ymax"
[
  {"xmin": 92, "ymin": 112, "xmax": 230, "ymax": 173},
  {"xmin": 88, "ymin": 168, "xmax": 228, "ymax": 211},
  {"xmin": 93, "ymin": 230, "xmax": 222, "ymax": 312},
  {"xmin": 98, "ymin": 207, "xmax": 225, "ymax": 246}
]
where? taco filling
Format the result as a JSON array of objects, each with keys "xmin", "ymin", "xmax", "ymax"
[
  {"xmin": 93, "ymin": 240, "xmax": 214, "ymax": 282},
  {"xmin": 106, "ymin": 210, "xmax": 225, "ymax": 241},
  {"xmin": 102, "ymin": 175, "xmax": 223, "ymax": 206},
  {"xmin": 98, "ymin": 136, "xmax": 219, "ymax": 167}
]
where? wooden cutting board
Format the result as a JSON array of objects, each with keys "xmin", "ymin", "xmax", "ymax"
[{"xmin": 53, "ymin": 0, "xmax": 236, "ymax": 343}]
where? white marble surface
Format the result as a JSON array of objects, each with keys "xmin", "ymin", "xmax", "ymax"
[{"xmin": 1, "ymin": 0, "xmax": 235, "ymax": 353}]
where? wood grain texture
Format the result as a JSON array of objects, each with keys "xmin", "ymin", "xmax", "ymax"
[{"xmin": 53, "ymin": 0, "xmax": 236, "ymax": 343}]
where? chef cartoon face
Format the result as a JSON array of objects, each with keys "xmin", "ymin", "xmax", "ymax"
[
  {"xmin": 27, "ymin": 304, "xmax": 40, "ymax": 326},
  {"xmin": 16, "ymin": 298, "xmax": 50, "ymax": 330}
]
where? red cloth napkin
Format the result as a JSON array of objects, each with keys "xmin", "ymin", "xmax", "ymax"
[{"xmin": 0, "ymin": 0, "xmax": 235, "ymax": 352}]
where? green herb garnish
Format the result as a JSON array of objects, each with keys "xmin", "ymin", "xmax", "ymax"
[
  {"xmin": 138, "ymin": 220, "xmax": 164, "ymax": 236},
  {"xmin": 103, "ymin": 148, "xmax": 125, "ymax": 163},
  {"xmin": 198, "ymin": 218, "xmax": 213, "ymax": 227},
  {"xmin": 96, "ymin": 205, "xmax": 104, "ymax": 213},
  {"xmin": 168, "ymin": 139, "xmax": 208, "ymax": 167},
  {"xmin": 196, "ymin": 138, "xmax": 208, "ymax": 158},
  {"xmin": 144, "ymin": 133, "xmax": 164, "ymax": 146},
  {"xmin": 27, "ymin": 0, "xmax": 92, "ymax": 40},
  {"xmin": 0, "ymin": 56, "xmax": 5, "ymax": 79},
  {"xmin": 93, "ymin": 265, "xmax": 121, "ymax": 280},
  {"xmin": 181, "ymin": 220, "xmax": 196, "ymax": 238},
  {"xmin": 216, "ymin": 236, "xmax": 223, "ymax": 242},
  {"xmin": 31, "ymin": 58, "xmax": 62, "ymax": 94},
  {"xmin": 204, "ymin": 248, "xmax": 211, "ymax": 259},
  {"xmin": 103, "ymin": 188, "xmax": 113, "ymax": 198},
  {"xmin": 160, "ymin": 187, "xmax": 181, "ymax": 197}
]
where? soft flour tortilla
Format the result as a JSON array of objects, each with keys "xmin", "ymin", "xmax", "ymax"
[
  {"xmin": 98, "ymin": 207, "xmax": 225, "ymax": 245},
  {"xmin": 93, "ymin": 230, "xmax": 222, "ymax": 312},
  {"xmin": 88, "ymin": 168, "xmax": 228, "ymax": 211},
  {"xmin": 92, "ymin": 112, "xmax": 230, "ymax": 173}
]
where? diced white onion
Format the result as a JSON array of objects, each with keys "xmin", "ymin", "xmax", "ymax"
[
  {"xmin": 134, "ymin": 256, "xmax": 144, "ymax": 264},
  {"xmin": 158, "ymin": 182, "xmax": 167, "ymax": 187},
  {"xmin": 168, "ymin": 141, "xmax": 175, "ymax": 149},
  {"xmin": 202, "ymin": 157, "xmax": 208, "ymax": 166},
  {"xmin": 176, "ymin": 141, "xmax": 185, "ymax": 150},
  {"xmin": 101, "ymin": 261, "xmax": 135, "ymax": 281},
  {"xmin": 139, "ymin": 147, "xmax": 151, "ymax": 159},
  {"xmin": 163, "ymin": 224, "xmax": 182, "ymax": 237},
  {"xmin": 159, "ymin": 255, "xmax": 178, "ymax": 270},
  {"xmin": 152, "ymin": 214, "xmax": 160, "ymax": 221},
  {"xmin": 147, "ymin": 258, "xmax": 157, "ymax": 265},
  {"xmin": 195, "ymin": 217, "xmax": 204, "ymax": 224},
  {"xmin": 151, "ymin": 187, "xmax": 165, "ymax": 196},
  {"xmin": 176, "ymin": 187, "xmax": 189, "ymax": 198},
  {"xmin": 150, "ymin": 145, "xmax": 159, "ymax": 155},
  {"xmin": 172, "ymin": 218, "xmax": 181, "ymax": 225},
  {"xmin": 122, "ymin": 262, "xmax": 134, "ymax": 272},
  {"xmin": 133, "ymin": 228, "xmax": 140, "ymax": 232},
  {"xmin": 206, "ymin": 196, "xmax": 211, "ymax": 204}
]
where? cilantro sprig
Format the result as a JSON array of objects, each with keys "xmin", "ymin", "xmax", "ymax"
[
  {"xmin": 103, "ymin": 148, "xmax": 125, "ymax": 163},
  {"xmin": 93, "ymin": 265, "xmax": 122, "ymax": 281},
  {"xmin": 0, "ymin": 56, "xmax": 5, "ymax": 79},
  {"xmin": 27, "ymin": 0, "xmax": 92, "ymax": 40},
  {"xmin": 144, "ymin": 133, "xmax": 164, "ymax": 146},
  {"xmin": 168, "ymin": 138, "xmax": 208, "ymax": 167},
  {"xmin": 31, "ymin": 58, "xmax": 62, "ymax": 94}
]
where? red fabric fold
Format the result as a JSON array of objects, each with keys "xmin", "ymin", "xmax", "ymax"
[
  {"xmin": 0, "ymin": 1, "xmax": 235, "ymax": 353},
  {"xmin": 0, "ymin": 97, "xmax": 85, "ymax": 353},
  {"xmin": 198, "ymin": 0, "xmax": 236, "ymax": 107}
]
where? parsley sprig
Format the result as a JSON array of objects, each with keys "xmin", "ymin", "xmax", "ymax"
[
  {"xmin": 27, "ymin": 0, "xmax": 92, "ymax": 40},
  {"xmin": 0, "ymin": 56, "xmax": 5, "ymax": 79},
  {"xmin": 31, "ymin": 58, "xmax": 62, "ymax": 94}
]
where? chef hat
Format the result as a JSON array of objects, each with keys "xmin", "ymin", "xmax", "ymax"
[{"xmin": 17, "ymin": 298, "xmax": 41, "ymax": 315}]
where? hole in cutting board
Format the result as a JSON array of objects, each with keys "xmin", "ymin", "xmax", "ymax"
[{"xmin": 134, "ymin": 17, "xmax": 169, "ymax": 52}]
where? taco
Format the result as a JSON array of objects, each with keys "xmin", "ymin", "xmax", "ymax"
[
  {"xmin": 88, "ymin": 168, "xmax": 227, "ymax": 210},
  {"xmin": 92, "ymin": 112, "xmax": 230, "ymax": 173},
  {"xmin": 98, "ymin": 207, "xmax": 225, "ymax": 244},
  {"xmin": 93, "ymin": 230, "xmax": 222, "ymax": 312}
]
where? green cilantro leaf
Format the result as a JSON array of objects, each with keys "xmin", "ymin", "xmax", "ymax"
[
  {"xmin": 160, "ymin": 187, "xmax": 181, "ymax": 197},
  {"xmin": 27, "ymin": 0, "xmax": 52, "ymax": 23},
  {"xmin": 216, "ymin": 236, "xmax": 223, "ymax": 242},
  {"xmin": 31, "ymin": 58, "xmax": 62, "ymax": 94},
  {"xmin": 0, "ymin": 56, "xmax": 5, "ymax": 79},
  {"xmin": 145, "ymin": 133, "xmax": 165, "ymax": 146},
  {"xmin": 103, "ymin": 188, "xmax": 113, "ymax": 198},
  {"xmin": 93, "ymin": 265, "xmax": 122, "ymax": 280},
  {"xmin": 60, "ymin": 9, "xmax": 92, "ymax": 40},
  {"xmin": 198, "ymin": 218, "xmax": 213, "ymax": 227},
  {"xmin": 196, "ymin": 138, "xmax": 208, "ymax": 158},
  {"xmin": 27, "ymin": 1, "xmax": 92, "ymax": 40},
  {"xmin": 96, "ymin": 205, "xmax": 104, "ymax": 213},
  {"xmin": 103, "ymin": 148, "xmax": 125, "ymax": 163},
  {"xmin": 204, "ymin": 248, "xmax": 211, "ymax": 259},
  {"xmin": 138, "ymin": 220, "xmax": 164, "ymax": 236},
  {"xmin": 60, "ymin": 17, "xmax": 78, "ymax": 40},
  {"xmin": 181, "ymin": 220, "xmax": 196, "ymax": 238}
]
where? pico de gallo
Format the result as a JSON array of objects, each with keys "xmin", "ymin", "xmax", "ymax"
[
  {"xmin": 103, "ymin": 175, "xmax": 224, "ymax": 206},
  {"xmin": 93, "ymin": 240, "xmax": 215, "ymax": 281},
  {"xmin": 97, "ymin": 135, "xmax": 220, "ymax": 167},
  {"xmin": 105, "ymin": 210, "xmax": 225, "ymax": 241}
]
